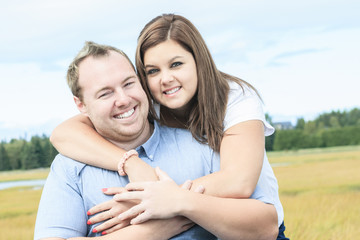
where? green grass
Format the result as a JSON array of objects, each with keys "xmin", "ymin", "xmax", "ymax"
[{"xmin": 1, "ymin": 145, "xmax": 359, "ymax": 239}]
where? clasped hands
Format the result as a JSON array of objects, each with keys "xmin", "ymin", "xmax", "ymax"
[{"xmin": 87, "ymin": 167, "xmax": 205, "ymax": 235}]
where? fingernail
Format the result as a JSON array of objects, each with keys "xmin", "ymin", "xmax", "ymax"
[
  {"xmin": 102, "ymin": 231, "xmax": 107, "ymax": 235},
  {"xmin": 102, "ymin": 188, "xmax": 108, "ymax": 192},
  {"xmin": 87, "ymin": 211, "xmax": 91, "ymax": 216},
  {"xmin": 87, "ymin": 220, "xmax": 91, "ymax": 225},
  {"xmin": 92, "ymin": 228, "xmax": 98, "ymax": 233}
]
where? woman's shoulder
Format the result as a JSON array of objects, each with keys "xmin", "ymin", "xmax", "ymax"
[{"xmin": 227, "ymin": 80, "xmax": 259, "ymax": 105}]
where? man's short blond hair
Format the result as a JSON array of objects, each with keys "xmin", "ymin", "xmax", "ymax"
[{"xmin": 67, "ymin": 41, "xmax": 135, "ymax": 100}]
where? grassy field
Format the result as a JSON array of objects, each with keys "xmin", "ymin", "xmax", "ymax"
[
  {"xmin": 0, "ymin": 145, "xmax": 359, "ymax": 239},
  {"xmin": 269, "ymin": 145, "xmax": 360, "ymax": 239}
]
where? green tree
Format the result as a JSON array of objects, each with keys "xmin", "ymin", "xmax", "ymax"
[
  {"xmin": 295, "ymin": 118, "xmax": 305, "ymax": 130},
  {"xmin": 329, "ymin": 116, "xmax": 340, "ymax": 128},
  {"xmin": 21, "ymin": 136, "xmax": 44, "ymax": 169},
  {"xmin": 6, "ymin": 139, "xmax": 26, "ymax": 169},
  {"xmin": 0, "ymin": 142, "xmax": 11, "ymax": 171},
  {"xmin": 41, "ymin": 135, "xmax": 57, "ymax": 167}
]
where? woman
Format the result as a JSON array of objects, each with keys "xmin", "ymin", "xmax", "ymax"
[{"xmin": 51, "ymin": 14, "xmax": 288, "ymax": 239}]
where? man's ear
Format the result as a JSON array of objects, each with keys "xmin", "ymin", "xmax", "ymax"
[{"xmin": 74, "ymin": 96, "xmax": 89, "ymax": 116}]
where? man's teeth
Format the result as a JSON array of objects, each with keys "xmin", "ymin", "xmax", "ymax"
[
  {"xmin": 116, "ymin": 108, "xmax": 135, "ymax": 119},
  {"xmin": 165, "ymin": 87, "xmax": 180, "ymax": 95}
]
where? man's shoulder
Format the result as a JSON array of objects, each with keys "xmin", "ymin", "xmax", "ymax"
[{"xmin": 51, "ymin": 154, "xmax": 87, "ymax": 177}]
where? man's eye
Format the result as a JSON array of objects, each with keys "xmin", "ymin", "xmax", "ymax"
[
  {"xmin": 124, "ymin": 82, "xmax": 134, "ymax": 87},
  {"xmin": 147, "ymin": 69, "xmax": 159, "ymax": 75},
  {"xmin": 171, "ymin": 62, "xmax": 182, "ymax": 68},
  {"xmin": 99, "ymin": 92, "xmax": 111, "ymax": 98}
]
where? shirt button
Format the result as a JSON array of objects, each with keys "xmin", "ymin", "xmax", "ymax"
[{"xmin": 149, "ymin": 155, "xmax": 153, "ymax": 159}]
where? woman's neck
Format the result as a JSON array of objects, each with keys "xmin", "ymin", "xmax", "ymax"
[{"xmin": 160, "ymin": 106, "xmax": 189, "ymax": 129}]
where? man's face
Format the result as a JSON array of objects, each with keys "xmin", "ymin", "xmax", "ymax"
[{"xmin": 75, "ymin": 51, "xmax": 150, "ymax": 145}]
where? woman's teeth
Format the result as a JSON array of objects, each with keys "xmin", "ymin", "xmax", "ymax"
[{"xmin": 165, "ymin": 87, "xmax": 180, "ymax": 95}]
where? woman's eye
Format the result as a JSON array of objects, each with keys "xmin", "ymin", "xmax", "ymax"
[
  {"xmin": 147, "ymin": 69, "xmax": 159, "ymax": 75},
  {"xmin": 171, "ymin": 62, "xmax": 182, "ymax": 68}
]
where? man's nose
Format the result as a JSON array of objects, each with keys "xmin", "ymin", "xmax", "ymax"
[{"xmin": 114, "ymin": 91, "xmax": 131, "ymax": 107}]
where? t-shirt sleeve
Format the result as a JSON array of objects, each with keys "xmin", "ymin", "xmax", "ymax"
[
  {"xmin": 224, "ymin": 82, "xmax": 275, "ymax": 136},
  {"xmin": 34, "ymin": 155, "xmax": 88, "ymax": 239}
]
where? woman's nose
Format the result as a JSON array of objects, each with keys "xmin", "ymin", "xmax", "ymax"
[{"xmin": 160, "ymin": 71, "xmax": 175, "ymax": 85}]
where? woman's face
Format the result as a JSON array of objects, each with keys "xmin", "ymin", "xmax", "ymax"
[{"xmin": 143, "ymin": 39, "xmax": 198, "ymax": 112}]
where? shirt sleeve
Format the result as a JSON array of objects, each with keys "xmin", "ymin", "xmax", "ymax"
[
  {"xmin": 224, "ymin": 81, "xmax": 275, "ymax": 136},
  {"xmin": 34, "ymin": 155, "xmax": 88, "ymax": 239}
]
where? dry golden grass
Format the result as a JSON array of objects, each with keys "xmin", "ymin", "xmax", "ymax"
[
  {"xmin": 1, "ymin": 146, "xmax": 359, "ymax": 239},
  {"xmin": 0, "ymin": 168, "xmax": 49, "ymax": 182},
  {"xmin": 0, "ymin": 187, "xmax": 42, "ymax": 240},
  {"xmin": 269, "ymin": 145, "xmax": 360, "ymax": 239}
]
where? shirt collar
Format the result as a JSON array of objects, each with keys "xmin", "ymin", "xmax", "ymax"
[{"xmin": 136, "ymin": 121, "xmax": 160, "ymax": 162}]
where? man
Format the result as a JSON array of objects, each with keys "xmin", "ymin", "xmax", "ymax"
[{"xmin": 34, "ymin": 42, "xmax": 281, "ymax": 240}]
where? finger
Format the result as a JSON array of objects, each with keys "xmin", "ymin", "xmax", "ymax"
[
  {"xmin": 181, "ymin": 180, "xmax": 193, "ymax": 190},
  {"xmin": 100, "ymin": 219, "xmax": 131, "ymax": 235},
  {"xmin": 92, "ymin": 217, "xmax": 129, "ymax": 234},
  {"xmin": 102, "ymin": 187, "xmax": 128, "ymax": 195},
  {"xmin": 194, "ymin": 185, "xmax": 205, "ymax": 193},
  {"xmin": 88, "ymin": 210, "xmax": 114, "ymax": 224},
  {"xmin": 130, "ymin": 211, "xmax": 151, "ymax": 225},
  {"xmin": 155, "ymin": 167, "xmax": 172, "ymax": 181},
  {"xmin": 113, "ymin": 191, "xmax": 144, "ymax": 202},
  {"xmin": 87, "ymin": 199, "xmax": 113, "ymax": 216},
  {"xmin": 118, "ymin": 204, "xmax": 144, "ymax": 221},
  {"xmin": 125, "ymin": 182, "xmax": 147, "ymax": 191},
  {"xmin": 182, "ymin": 222, "xmax": 195, "ymax": 231}
]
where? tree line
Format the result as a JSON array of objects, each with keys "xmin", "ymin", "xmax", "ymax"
[
  {"xmin": 266, "ymin": 108, "xmax": 360, "ymax": 151},
  {"xmin": 0, "ymin": 135, "xmax": 57, "ymax": 171},
  {"xmin": 1, "ymin": 107, "xmax": 359, "ymax": 171}
]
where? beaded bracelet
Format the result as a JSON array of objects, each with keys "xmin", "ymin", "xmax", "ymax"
[{"xmin": 118, "ymin": 149, "xmax": 138, "ymax": 176}]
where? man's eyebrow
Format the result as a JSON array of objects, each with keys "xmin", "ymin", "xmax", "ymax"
[{"xmin": 144, "ymin": 56, "xmax": 183, "ymax": 68}]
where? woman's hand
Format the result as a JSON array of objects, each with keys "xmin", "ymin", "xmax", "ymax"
[
  {"xmin": 115, "ymin": 167, "xmax": 204, "ymax": 225},
  {"xmin": 87, "ymin": 187, "xmax": 138, "ymax": 235}
]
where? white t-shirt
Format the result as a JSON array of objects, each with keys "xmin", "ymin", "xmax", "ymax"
[
  {"xmin": 153, "ymin": 81, "xmax": 284, "ymax": 226},
  {"xmin": 224, "ymin": 80, "xmax": 275, "ymax": 135}
]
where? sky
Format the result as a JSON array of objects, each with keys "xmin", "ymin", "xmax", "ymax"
[{"xmin": 0, "ymin": 0, "xmax": 359, "ymax": 141}]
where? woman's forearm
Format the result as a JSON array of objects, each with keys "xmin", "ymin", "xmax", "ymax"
[
  {"xmin": 119, "ymin": 169, "xmax": 278, "ymax": 240},
  {"xmin": 51, "ymin": 114, "xmax": 121, "ymax": 170},
  {"xmin": 180, "ymin": 192, "xmax": 278, "ymax": 240},
  {"xmin": 68, "ymin": 218, "xmax": 191, "ymax": 240},
  {"xmin": 50, "ymin": 114, "xmax": 157, "ymax": 181},
  {"xmin": 190, "ymin": 120, "xmax": 265, "ymax": 198}
]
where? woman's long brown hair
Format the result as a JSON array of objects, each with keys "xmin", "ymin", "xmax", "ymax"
[{"xmin": 136, "ymin": 14, "xmax": 259, "ymax": 152}]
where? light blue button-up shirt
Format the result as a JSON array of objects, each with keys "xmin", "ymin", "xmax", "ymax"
[
  {"xmin": 34, "ymin": 121, "xmax": 283, "ymax": 239},
  {"xmin": 34, "ymin": 122, "xmax": 219, "ymax": 239}
]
